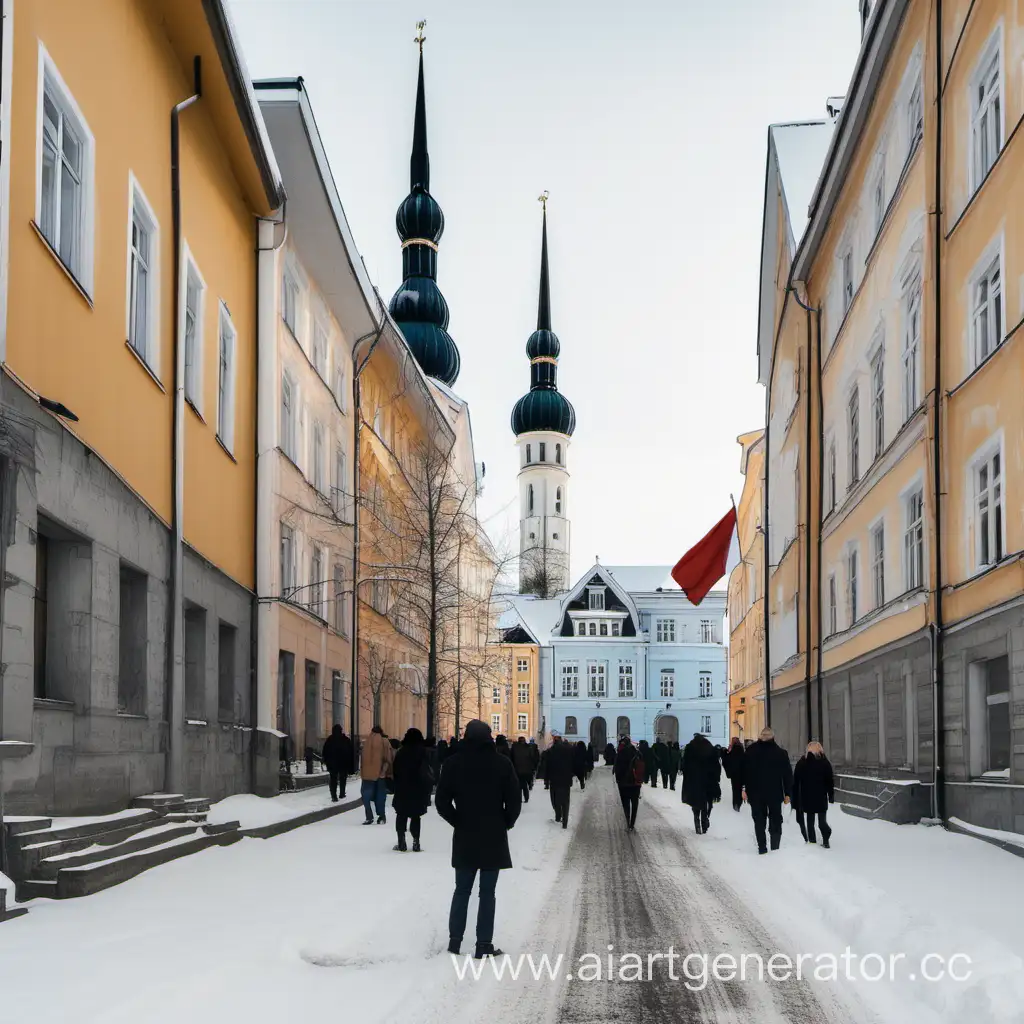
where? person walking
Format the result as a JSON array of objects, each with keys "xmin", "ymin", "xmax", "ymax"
[
  {"xmin": 572, "ymin": 740, "xmax": 590, "ymax": 791},
  {"xmin": 359, "ymin": 725, "xmax": 394, "ymax": 825},
  {"xmin": 511, "ymin": 736, "xmax": 534, "ymax": 803},
  {"xmin": 495, "ymin": 734, "xmax": 512, "ymax": 761},
  {"xmin": 321, "ymin": 724, "xmax": 354, "ymax": 803},
  {"xmin": 681, "ymin": 732, "xmax": 721, "ymax": 834},
  {"xmin": 639, "ymin": 740, "xmax": 656, "ymax": 786},
  {"xmin": 721, "ymin": 737, "xmax": 746, "ymax": 811},
  {"xmin": 528, "ymin": 738, "xmax": 540, "ymax": 788},
  {"xmin": 435, "ymin": 720, "xmax": 522, "ymax": 959},
  {"xmin": 603, "ymin": 742, "xmax": 616, "ymax": 766},
  {"xmin": 392, "ymin": 728, "xmax": 433, "ymax": 852},
  {"xmin": 653, "ymin": 737, "xmax": 670, "ymax": 788},
  {"xmin": 792, "ymin": 741, "xmax": 835, "ymax": 847},
  {"xmin": 667, "ymin": 740, "xmax": 682, "ymax": 791},
  {"xmin": 742, "ymin": 727, "xmax": 793, "ymax": 854},
  {"xmin": 613, "ymin": 737, "xmax": 644, "ymax": 831},
  {"xmin": 545, "ymin": 732, "xmax": 575, "ymax": 829}
]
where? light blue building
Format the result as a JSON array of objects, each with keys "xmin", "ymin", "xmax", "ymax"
[{"xmin": 502, "ymin": 563, "xmax": 728, "ymax": 750}]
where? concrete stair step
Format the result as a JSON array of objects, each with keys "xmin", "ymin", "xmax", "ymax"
[
  {"xmin": 3, "ymin": 817, "xmax": 52, "ymax": 836},
  {"xmin": 15, "ymin": 810, "xmax": 159, "ymax": 846},
  {"xmin": 36, "ymin": 824, "xmax": 201, "ymax": 879},
  {"xmin": 839, "ymin": 801, "xmax": 877, "ymax": 818},
  {"xmin": 53, "ymin": 830, "xmax": 242, "ymax": 899},
  {"xmin": 163, "ymin": 811, "xmax": 208, "ymax": 823},
  {"xmin": 202, "ymin": 821, "xmax": 239, "ymax": 836},
  {"xmin": 13, "ymin": 814, "xmax": 166, "ymax": 877},
  {"xmin": 181, "ymin": 798, "xmax": 211, "ymax": 812},
  {"xmin": 131, "ymin": 794, "xmax": 184, "ymax": 811},
  {"xmin": 15, "ymin": 878, "xmax": 57, "ymax": 901}
]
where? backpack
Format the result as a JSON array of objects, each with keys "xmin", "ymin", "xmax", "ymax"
[{"xmin": 631, "ymin": 754, "xmax": 645, "ymax": 786}]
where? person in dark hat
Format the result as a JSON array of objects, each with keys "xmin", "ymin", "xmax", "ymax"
[
  {"xmin": 321, "ymin": 724, "xmax": 354, "ymax": 802},
  {"xmin": 434, "ymin": 720, "xmax": 522, "ymax": 959}
]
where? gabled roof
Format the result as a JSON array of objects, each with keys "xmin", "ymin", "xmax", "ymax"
[
  {"xmin": 562, "ymin": 564, "xmax": 641, "ymax": 627},
  {"xmin": 496, "ymin": 594, "xmax": 563, "ymax": 646},
  {"xmin": 602, "ymin": 565, "xmax": 679, "ymax": 594}
]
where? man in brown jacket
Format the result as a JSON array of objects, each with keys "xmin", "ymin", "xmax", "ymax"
[{"xmin": 360, "ymin": 726, "xmax": 394, "ymax": 824}]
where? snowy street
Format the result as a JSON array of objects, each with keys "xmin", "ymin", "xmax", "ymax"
[{"xmin": 2, "ymin": 770, "xmax": 1023, "ymax": 1024}]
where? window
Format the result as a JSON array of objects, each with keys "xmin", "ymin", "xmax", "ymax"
[
  {"xmin": 971, "ymin": 47, "xmax": 1001, "ymax": 188},
  {"xmin": 588, "ymin": 622, "xmax": 597, "ymax": 636},
  {"xmin": 847, "ymin": 387, "xmax": 860, "ymax": 487},
  {"xmin": 561, "ymin": 664, "xmax": 579, "ymax": 698},
  {"xmin": 218, "ymin": 622, "xmax": 237, "ymax": 723},
  {"xmin": 971, "ymin": 255, "xmax": 1002, "ymax": 367},
  {"xmin": 847, "ymin": 547, "xmax": 859, "ymax": 625},
  {"xmin": 872, "ymin": 164, "xmax": 886, "ymax": 234},
  {"xmin": 525, "ymin": 444, "xmax": 531, "ymax": 464},
  {"xmin": 492, "ymin": 685, "xmax": 501, "ymax": 703},
  {"xmin": 517, "ymin": 658, "xmax": 528, "ymax": 673},
  {"xmin": 904, "ymin": 488, "xmax": 924, "ymax": 590},
  {"xmin": 282, "ymin": 268, "xmax": 300, "ymax": 336},
  {"xmin": 539, "ymin": 442, "xmax": 546, "ymax": 462},
  {"xmin": 517, "ymin": 713, "xmax": 528, "ymax": 732},
  {"xmin": 871, "ymin": 522, "xmax": 885, "ymax": 609},
  {"xmin": 312, "ymin": 317, "xmax": 328, "ymax": 378},
  {"xmin": 373, "ymin": 404, "xmax": 383, "ymax": 436},
  {"xmin": 828, "ymin": 574, "xmax": 837, "ymax": 636},
  {"xmin": 659, "ymin": 669, "xmax": 674, "ymax": 698},
  {"xmin": 333, "ymin": 357, "xmax": 347, "ymax": 411},
  {"xmin": 127, "ymin": 182, "xmax": 158, "ymax": 368},
  {"xmin": 870, "ymin": 346, "xmax": 884, "ymax": 459},
  {"xmin": 576, "ymin": 621, "xmax": 585, "ymax": 636},
  {"xmin": 908, "ymin": 77, "xmax": 923, "ymax": 146},
  {"xmin": 518, "ymin": 682, "xmax": 529, "ymax": 704},
  {"xmin": 974, "ymin": 445, "xmax": 1004, "ymax": 568},
  {"xmin": 700, "ymin": 715, "xmax": 712, "ymax": 734},
  {"xmin": 183, "ymin": 256, "xmax": 204, "ymax": 410},
  {"xmin": 827, "ymin": 439, "xmax": 837, "ymax": 513},
  {"xmin": 655, "ymin": 619, "xmax": 675, "ymax": 643},
  {"xmin": 333, "ymin": 447, "xmax": 348, "ymax": 518},
  {"xmin": 555, "ymin": 487, "xmax": 562, "ymax": 514},
  {"xmin": 842, "ymin": 249, "xmax": 854, "ymax": 313},
  {"xmin": 279, "ymin": 523, "xmax": 295, "ymax": 599},
  {"xmin": 281, "ymin": 372, "xmax": 297, "ymax": 460},
  {"xmin": 980, "ymin": 656, "xmax": 1010, "ymax": 773},
  {"xmin": 528, "ymin": 484, "xmax": 534, "ymax": 515},
  {"xmin": 589, "ymin": 588, "xmax": 605, "ymax": 611},
  {"xmin": 564, "ymin": 715, "xmax": 577, "ymax": 735},
  {"xmin": 184, "ymin": 604, "xmax": 207, "ymax": 722},
  {"xmin": 700, "ymin": 619, "xmax": 715, "ymax": 644},
  {"xmin": 38, "ymin": 54, "xmax": 92, "ymax": 288},
  {"xmin": 309, "ymin": 546, "xmax": 323, "ymax": 617},
  {"xmin": 333, "ymin": 563, "xmax": 348, "ymax": 634},
  {"xmin": 611, "ymin": 622, "xmax": 621, "ymax": 637},
  {"xmin": 618, "ymin": 663, "xmax": 634, "ymax": 698},
  {"xmin": 902, "ymin": 274, "xmax": 921, "ymax": 419},
  {"xmin": 217, "ymin": 306, "xmax": 236, "ymax": 452},
  {"xmin": 491, "ymin": 714, "xmax": 501, "ymax": 733},
  {"xmin": 599, "ymin": 622, "xmax": 608, "ymax": 636},
  {"xmin": 586, "ymin": 662, "xmax": 607, "ymax": 698},
  {"xmin": 311, "ymin": 422, "xmax": 325, "ymax": 493},
  {"xmin": 118, "ymin": 564, "xmax": 148, "ymax": 716},
  {"xmin": 699, "ymin": 671, "xmax": 712, "ymax": 698},
  {"xmin": 555, "ymin": 443, "xmax": 562, "ymax": 465}
]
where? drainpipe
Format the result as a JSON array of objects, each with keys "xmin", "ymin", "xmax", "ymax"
[
  {"xmin": 788, "ymin": 285, "xmax": 820, "ymax": 746},
  {"xmin": 166, "ymin": 57, "xmax": 201, "ymax": 796},
  {"xmin": 762, "ymin": 380, "xmax": 771, "ymax": 729},
  {"xmin": 931, "ymin": 0, "xmax": 946, "ymax": 822},
  {"xmin": 813, "ymin": 305, "xmax": 824, "ymax": 741}
]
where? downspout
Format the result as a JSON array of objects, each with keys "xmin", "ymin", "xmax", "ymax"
[
  {"xmin": 931, "ymin": 0, "xmax": 946, "ymax": 822},
  {"xmin": 762, "ymin": 378, "xmax": 771, "ymax": 729},
  {"xmin": 788, "ymin": 285, "xmax": 820, "ymax": 745},
  {"xmin": 166, "ymin": 57, "xmax": 201, "ymax": 796},
  {"xmin": 814, "ymin": 306, "xmax": 824, "ymax": 741}
]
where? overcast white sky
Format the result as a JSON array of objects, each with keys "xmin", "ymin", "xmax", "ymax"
[{"xmin": 231, "ymin": 0, "xmax": 862, "ymax": 581}]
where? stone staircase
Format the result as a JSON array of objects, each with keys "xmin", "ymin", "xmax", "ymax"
[
  {"xmin": 4, "ymin": 794, "xmax": 241, "ymax": 901},
  {"xmin": 836, "ymin": 772, "xmax": 933, "ymax": 824}
]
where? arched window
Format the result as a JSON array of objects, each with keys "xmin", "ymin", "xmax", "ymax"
[
  {"xmin": 616, "ymin": 716, "xmax": 631, "ymax": 740},
  {"xmin": 577, "ymin": 621, "xmax": 585, "ymax": 636},
  {"xmin": 588, "ymin": 622, "xmax": 597, "ymax": 636},
  {"xmin": 565, "ymin": 716, "xmax": 578, "ymax": 735},
  {"xmin": 555, "ymin": 443, "xmax": 562, "ymax": 465},
  {"xmin": 528, "ymin": 484, "xmax": 534, "ymax": 514},
  {"xmin": 555, "ymin": 487, "xmax": 562, "ymax": 514},
  {"xmin": 525, "ymin": 444, "xmax": 532, "ymax": 464}
]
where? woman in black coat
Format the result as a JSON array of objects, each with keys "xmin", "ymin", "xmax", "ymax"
[
  {"xmin": 721, "ymin": 737, "xmax": 746, "ymax": 811},
  {"xmin": 391, "ymin": 728, "xmax": 433, "ymax": 852},
  {"xmin": 792, "ymin": 741, "xmax": 835, "ymax": 846},
  {"xmin": 613, "ymin": 739, "xmax": 643, "ymax": 831},
  {"xmin": 603, "ymin": 742, "xmax": 616, "ymax": 766},
  {"xmin": 573, "ymin": 741, "xmax": 590, "ymax": 789},
  {"xmin": 681, "ymin": 733, "xmax": 722, "ymax": 834}
]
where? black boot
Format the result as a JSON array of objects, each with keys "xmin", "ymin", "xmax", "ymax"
[
  {"xmin": 412, "ymin": 839, "xmax": 422, "ymax": 852},
  {"xmin": 377, "ymin": 813, "xmax": 386, "ymax": 824},
  {"xmin": 474, "ymin": 943, "xmax": 504, "ymax": 959},
  {"xmin": 394, "ymin": 833, "xmax": 407, "ymax": 852},
  {"xmin": 447, "ymin": 939, "xmax": 461, "ymax": 955}
]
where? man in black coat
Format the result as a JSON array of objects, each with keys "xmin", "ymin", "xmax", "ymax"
[
  {"xmin": 721, "ymin": 737, "xmax": 746, "ymax": 811},
  {"xmin": 510, "ymin": 736, "xmax": 534, "ymax": 803},
  {"xmin": 321, "ymin": 724, "xmax": 354, "ymax": 802},
  {"xmin": 742, "ymin": 727, "xmax": 793, "ymax": 854},
  {"xmin": 544, "ymin": 733, "xmax": 575, "ymax": 829},
  {"xmin": 681, "ymin": 733, "xmax": 721, "ymax": 833},
  {"xmin": 435, "ymin": 720, "xmax": 522, "ymax": 958}
]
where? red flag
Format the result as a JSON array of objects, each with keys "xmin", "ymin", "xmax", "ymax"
[{"xmin": 671, "ymin": 507, "xmax": 738, "ymax": 605}]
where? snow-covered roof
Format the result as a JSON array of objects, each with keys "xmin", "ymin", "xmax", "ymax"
[
  {"xmin": 771, "ymin": 120, "xmax": 835, "ymax": 250},
  {"xmin": 602, "ymin": 565, "xmax": 679, "ymax": 593},
  {"xmin": 496, "ymin": 594, "xmax": 563, "ymax": 645}
]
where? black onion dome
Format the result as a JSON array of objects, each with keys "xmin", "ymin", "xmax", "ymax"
[
  {"xmin": 526, "ymin": 328, "xmax": 560, "ymax": 359},
  {"xmin": 396, "ymin": 186, "xmax": 444, "ymax": 243},
  {"xmin": 401, "ymin": 322, "xmax": 460, "ymax": 386},
  {"xmin": 511, "ymin": 390, "xmax": 576, "ymax": 436},
  {"xmin": 389, "ymin": 276, "xmax": 449, "ymax": 328}
]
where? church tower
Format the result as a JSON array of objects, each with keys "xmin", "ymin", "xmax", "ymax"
[
  {"xmin": 511, "ymin": 196, "xmax": 576, "ymax": 596},
  {"xmin": 389, "ymin": 24, "xmax": 460, "ymax": 386}
]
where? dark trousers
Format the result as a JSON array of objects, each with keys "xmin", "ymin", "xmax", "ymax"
[
  {"xmin": 328, "ymin": 770, "xmax": 347, "ymax": 801},
  {"xmin": 575, "ymin": 772, "xmax": 586, "ymax": 790},
  {"xmin": 730, "ymin": 778, "xmax": 743, "ymax": 811},
  {"xmin": 618, "ymin": 785, "xmax": 640, "ymax": 827},
  {"xmin": 396, "ymin": 813, "xmax": 421, "ymax": 842},
  {"xmin": 518, "ymin": 774, "xmax": 531, "ymax": 803},
  {"xmin": 750, "ymin": 800, "xmax": 783, "ymax": 852},
  {"xmin": 449, "ymin": 868, "xmax": 499, "ymax": 946},
  {"xmin": 647, "ymin": 767, "xmax": 657, "ymax": 787},
  {"xmin": 551, "ymin": 784, "xmax": 570, "ymax": 823},
  {"xmin": 668, "ymin": 769, "xmax": 678, "ymax": 790},
  {"xmin": 690, "ymin": 800, "xmax": 712, "ymax": 833},
  {"xmin": 796, "ymin": 808, "xmax": 832, "ymax": 843},
  {"xmin": 659, "ymin": 768, "xmax": 669, "ymax": 788}
]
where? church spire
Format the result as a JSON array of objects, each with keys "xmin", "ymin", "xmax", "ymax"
[
  {"xmin": 537, "ymin": 191, "xmax": 551, "ymax": 332},
  {"xmin": 389, "ymin": 21, "xmax": 461, "ymax": 387}
]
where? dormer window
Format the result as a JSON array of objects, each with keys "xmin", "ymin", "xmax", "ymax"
[
  {"xmin": 588, "ymin": 588, "xmax": 605, "ymax": 611},
  {"xmin": 577, "ymin": 622, "xmax": 585, "ymax": 636},
  {"xmin": 611, "ymin": 622, "xmax": 621, "ymax": 636},
  {"xmin": 588, "ymin": 622, "xmax": 597, "ymax": 636}
]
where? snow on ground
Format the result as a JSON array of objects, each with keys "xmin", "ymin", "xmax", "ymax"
[
  {"xmin": 0, "ymin": 783, "xmax": 573, "ymax": 1024},
  {"xmin": 949, "ymin": 816, "xmax": 1024, "ymax": 849},
  {"xmin": 7, "ymin": 808, "xmax": 151, "ymax": 832},
  {"xmin": 206, "ymin": 784, "xmax": 345, "ymax": 828},
  {"xmin": 643, "ymin": 785, "xmax": 1024, "ymax": 1024}
]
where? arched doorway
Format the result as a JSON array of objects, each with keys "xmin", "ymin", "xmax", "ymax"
[
  {"xmin": 657, "ymin": 714, "xmax": 679, "ymax": 744},
  {"xmin": 616, "ymin": 716, "xmax": 631, "ymax": 741},
  {"xmin": 589, "ymin": 716, "xmax": 607, "ymax": 752}
]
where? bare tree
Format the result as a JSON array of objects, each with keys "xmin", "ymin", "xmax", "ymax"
[
  {"xmin": 359, "ymin": 639, "xmax": 415, "ymax": 729},
  {"xmin": 520, "ymin": 564, "xmax": 561, "ymax": 600}
]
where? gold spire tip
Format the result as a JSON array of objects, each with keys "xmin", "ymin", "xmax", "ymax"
[
  {"xmin": 538, "ymin": 190, "xmax": 549, "ymax": 211},
  {"xmin": 415, "ymin": 20, "xmax": 426, "ymax": 51}
]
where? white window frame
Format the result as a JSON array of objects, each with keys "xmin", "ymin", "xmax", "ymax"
[
  {"xmin": 826, "ymin": 437, "xmax": 837, "ymax": 513},
  {"xmin": 311, "ymin": 314, "xmax": 329, "ymax": 379},
  {"xmin": 659, "ymin": 669, "xmax": 675, "ymax": 698},
  {"xmin": 700, "ymin": 715, "xmax": 712, "ymax": 735},
  {"xmin": 618, "ymin": 662, "xmax": 634, "ymax": 698},
  {"xmin": 841, "ymin": 247, "xmax": 854, "ymax": 314},
  {"xmin": 903, "ymin": 484, "xmax": 925, "ymax": 591},
  {"xmin": 586, "ymin": 661, "xmax": 607, "ymax": 698},
  {"xmin": 871, "ymin": 519, "xmax": 885, "ymax": 609},
  {"xmin": 655, "ymin": 618, "xmax": 676, "ymax": 643},
  {"xmin": 281, "ymin": 370, "xmax": 297, "ymax": 461},
  {"xmin": 491, "ymin": 713, "xmax": 501, "ymax": 734},
  {"xmin": 827, "ymin": 573, "xmax": 838, "ymax": 636},
  {"xmin": 281, "ymin": 264, "xmax": 301, "ymax": 338},
  {"xmin": 311, "ymin": 421, "xmax": 325, "ymax": 494},
  {"xmin": 181, "ymin": 244, "xmax": 206, "ymax": 413},
  {"xmin": 216, "ymin": 303, "xmax": 237, "ymax": 453},
  {"xmin": 588, "ymin": 588, "xmax": 605, "ymax": 611},
  {"xmin": 970, "ymin": 435, "xmax": 1005, "ymax": 571},
  {"xmin": 699, "ymin": 671, "xmax": 712, "ymax": 698},
  {"xmin": 517, "ymin": 658, "xmax": 528, "ymax": 674},
  {"xmin": 517, "ymin": 681, "xmax": 529, "ymax": 704},
  {"xmin": 36, "ymin": 45, "xmax": 95, "ymax": 293},
  {"xmin": 310, "ymin": 545, "xmax": 324, "ymax": 618},
  {"xmin": 576, "ymin": 621, "xmax": 585, "ymax": 637},
  {"xmin": 279, "ymin": 522, "xmax": 295, "ymax": 599},
  {"xmin": 869, "ymin": 340, "xmax": 884, "ymax": 460},
  {"xmin": 847, "ymin": 386, "xmax": 860, "ymax": 487},
  {"xmin": 125, "ymin": 174, "xmax": 160, "ymax": 372},
  {"xmin": 700, "ymin": 619, "xmax": 715, "ymax": 644},
  {"xmin": 969, "ymin": 33, "xmax": 1003, "ymax": 192},
  {"xmin": 847, "ymin": 545, "xmax": 860, "ymax": 625},
  {"xmin": 491, "ymin": 685, "xmax": 501, "ymax": 704},
  {"xmin": 561, "ymin": 663, "xmax": 579, "ymax": 698},
  {"xmin": 333, "ymin": 353, "xmax": 347, "ymax": 412},
  {"xmin": 333, "ymin": 446, "xmax": 348, "ymax": 518},
  {"xmin": 871, "ymin": 156, "xmax": 886, "ymax": 235},
  {"xmin": 970, "ymin": 245, "xmax": 1004, "ymax": 369},
  {"xmin": 611, "ymin": 622, "xmax": 620, "ymax": 637},
  {"xmin": 901, "ymin": 270, "xmax": 922, "ymax": 420},
  {"xmin": 517, "ymin": 712, "xmax": 528, "ymax": 733}
]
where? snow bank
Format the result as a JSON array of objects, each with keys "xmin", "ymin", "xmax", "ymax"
[{"xmin": 206, "ymin": 789, "xmax": 339, "ymax": 829}]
